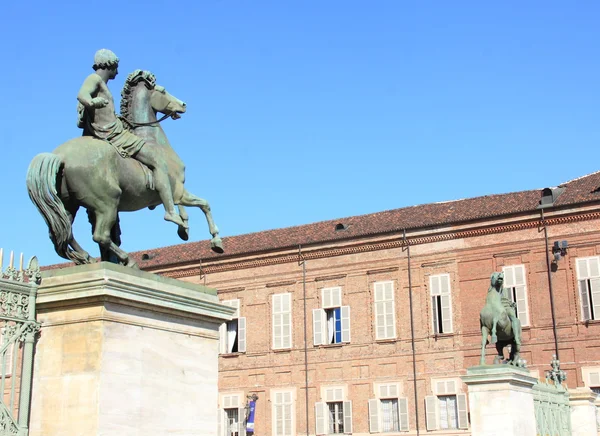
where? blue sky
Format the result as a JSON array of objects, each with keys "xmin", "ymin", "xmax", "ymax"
[{"xmin": 1, "ymin": 1, "xmax": 599, "ymax": 266}]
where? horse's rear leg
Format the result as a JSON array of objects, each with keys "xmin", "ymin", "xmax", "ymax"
[
  {"xmin": 179, "ymin": 189, "xmax": 223, "ymax": 253},
  {"xmin": 92, "ymin": 207, "xmax": 137, "ymax": 268},
  {"xmin": 177, "ymin": 205, "xmax": 190, "ymax": 241},
  {"xmin": 480, "ymin": 325, "xmax": 489, "ymax": 365},
  {"xmin": 65, "ymin": 205, "xmax": 94, "ymax": 264}
]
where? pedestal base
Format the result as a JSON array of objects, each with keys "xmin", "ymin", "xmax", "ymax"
[
  {"xmin": 29, "ymin": 262, "xmax": 233, "ymax": 436},
  {"xmin": 462, "ymin": 365, "xmax": 538, "ymax": 436},
  {"xmin": 569, "ymin": 387, "xmax": 598, "ymax": 436}
]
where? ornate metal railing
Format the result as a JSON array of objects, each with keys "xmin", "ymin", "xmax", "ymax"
[
  {"xmin": 0, "ymin": 250, "xmax": 41, "ymax": 436},
  {"xmin": 533, "ymin": 355, "xmax": 571, "ymax": 436}
]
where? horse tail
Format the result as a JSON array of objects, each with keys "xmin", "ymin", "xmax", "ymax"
[{"xmin": 26, "ymin": 153, "xmax": 82, "ymax": 263}]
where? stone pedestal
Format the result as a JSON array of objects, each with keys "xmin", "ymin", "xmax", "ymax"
[
  {"xmin": 569, "ymin": 387, "xmax": 598, "ymax": 436},
  {"xmin": 462, "ymin": 365, "xmax": 538, "ymax": 436},
  {"xmin": 29, "ymin": 262, "xmax": 234, "ymax": 436}
]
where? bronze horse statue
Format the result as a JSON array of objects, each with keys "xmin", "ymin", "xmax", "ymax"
[
  {"xmin": 480, "ymin": 272, "xmax": 522, "ymax": 365},
  {"xmin": 26, "ymin": 70, "xmax": 223, "ymax": 268}
]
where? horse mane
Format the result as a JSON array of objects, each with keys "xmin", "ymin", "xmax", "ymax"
[{"xmin": 120, "ymin": 70, "xmax": 157, "ymax": 128}]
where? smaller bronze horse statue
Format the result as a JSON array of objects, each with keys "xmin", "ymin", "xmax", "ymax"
[{"xmin": 480, "ymin": 272, "xmax": 523, "ymax": 365}]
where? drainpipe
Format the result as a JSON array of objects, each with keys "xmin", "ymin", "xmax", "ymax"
[
  {"xmin": 541, "ymin": 209, "xmax": 560, "ymax": 361},
  {"xmin": 403, "ymin": 229, "xmax": 420, "ymax": 436},
  {"xmin": 299, "ymin": 245, "xmax": 310, "ymax": 436}
]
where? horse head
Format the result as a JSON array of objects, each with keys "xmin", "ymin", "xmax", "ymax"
[
  {"xmin": 489, "ymin": 271, "xmax": 504, "ymax": 293},
  {"xmin": 120, "ymin": 70, "xmax": 186, "ymax": 126}
]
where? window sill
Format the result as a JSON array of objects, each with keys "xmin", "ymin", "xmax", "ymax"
[
  {"xmin": 375, "ymin": 338, "xmax": 397, "ymax": 344},
  {"xmin": 220, "ymin": 352, "xmax": 244, "ymax": 358},
  {"xmin": 272, "ymin": 348, "xmax": 292, "ymax": 353},
  {"xmin": 581, "ymin": 319, "xmax": 600, "ymax": 326},
  {"xmin": 316, "ymin": 343, "xmax": 347, "ymax": 349},
  {"xmin": 432, "ymin": 333, "xmax": 454, "ymax": 339}
]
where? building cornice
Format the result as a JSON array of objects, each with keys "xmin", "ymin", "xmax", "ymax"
[{"xmin": 150, "ymin": 208, "xmax": 600, "ymax": 279}]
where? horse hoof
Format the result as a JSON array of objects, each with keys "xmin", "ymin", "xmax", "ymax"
[
  {"xmin": 211, "ymin": 237, "xmax": 224, "ymax": 254},
  {"xmin": 177, "ymin": 225, "xmax": 189, "ymax": 241},
  {"xmin": 491, "ymin": 335, "xmax": 498, "ymax": 344}
]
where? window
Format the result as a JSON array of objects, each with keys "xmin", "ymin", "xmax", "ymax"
[
  {"xmin": 502, "ymin": 265, "xmax": 530, "ymax": 326},
  {"xmin": 315, "ymin": 387, "xmax": 352, "ymax": 435},
  {"xmin": 219, "ymin": 300, "xmax": 246, "ymax": 354},
  {"xmin": 425, "ymin": 379, "xmax": 468, "ymax": 431},
  {"xmin": 374, "ymin": 281, "xmax": 396, "ymax": 340},
  {"xmin": 576, "ymin": 257, "xmax": 600, "ymax": 321},
  {"xmin": 219, "ymin": 394, "xmax": 245, "ymax": 436},
  {"xmin": 313, "ymin": 287, "xmax": 350, "ymax": 345},
  {"xmin": 582, "ymin": 367, "xmax": 600, "ymax": 430},
  {"xmin": 430, "ymin": 274, "xmax": 453, "ymax": 334},
  {"xmin": 272, "ymin": 390, "xmax": 294, "ymax": 436},
  {"xmin": 368, "ymin": 383, "xmax": 409, "ymax": 433},
  {"xmin": 273, "ymin": 293, "xmax": 292, "ymax": 349}
]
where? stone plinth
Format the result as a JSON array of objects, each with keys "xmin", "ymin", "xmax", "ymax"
[
  {"xmin": 462, "ymin": 365, "xmax": 537, "ymax": 436},
  {"xmin": 29, "ymin": 262, "xmax": 234, "ymax": 436},
  {"xmin": 569, "ymin": 387, "xmax": 598, "ymax": 436}
]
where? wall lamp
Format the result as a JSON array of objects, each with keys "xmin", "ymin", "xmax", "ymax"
[{"xmin": 552, "ymin": 240, "xmax": 568, "ymax": 263}]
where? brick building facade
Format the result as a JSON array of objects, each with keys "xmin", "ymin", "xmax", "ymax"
[{"xmin": 136, "ymin": 172, "xmax": 600, "ymax": 435}]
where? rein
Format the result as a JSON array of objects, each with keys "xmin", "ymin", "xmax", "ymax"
[{"xmin": 120, "ymin": 112, "xmax": 173, "ymax": 128}]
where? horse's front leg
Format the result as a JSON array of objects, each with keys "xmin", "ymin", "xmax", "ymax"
[
  {"xmin": 491, "ymin": 315, "xmax": 499, "ymax": 344},
  {"xmin": 480, "ymin": 325, "xmax": 489, "ymax": 365},
  {"xmin": 179, "ymin": 189, "xmax": 223, "ymax": 253}
]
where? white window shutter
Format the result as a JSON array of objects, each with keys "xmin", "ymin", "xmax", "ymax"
[
  {"xmin": 273, "ymin": 293, "xmax": 292, "ymax": 349},
  {"xmin": 590, "ymin": 257, "xmax": 600, "ymax": 278},
  {"xmin": 430, "ymin": 275, "xmax": 441, "ymax": 296},
  {"xmin": 425, "ymin": 396, "xmax": 439, "ymax": 431},
  {"xmin": 238, "ymin": 317, "xmax": 246, "ymax": 353},
  {"xmin": 385, "ymin": 299, "xmax": 395, "ymax": 339},
  {"xmin": 579, "ymin": 280, "xmax": 592, "ymax": 321},
  {"xmin": 315, "ymin": 402, "xmax": 327, "ymax": 435},
  {"xmin": 313, "ymin": 308, "xmax": 325, "ymax": 346},
  {"xmin": 341, "ymin": 306, "xmax": 351, "ymax": 343},
  {"xmin": 282, "ymin": 293, "xmax": 292, "ymax": 348},
  {"xmin": 440, "ymin": 294, "xmax": 453, "ymax": 333},
  {"xmin": 238, "ymin": 407, "xmax": 246, "ymax": 436},
  {"xmin": 218, "ymin": 409, "xmax": 223, "ymax": 436},
  {"xmin": 591, "ymin": 278, "xmax": 600, "ymax": 320},
  {"xmin": 273, "ymin": 294, "xmax": 282, "ymax": 349},
  {"xmin": 514, "ymin": 285, "xmax": 529, "ymax": 326},
  {"xmin": 457, "ymin": 393, "xmax": 469, "ymax": 429},
  {"xmin": 219, "ymin": 323, "xmax": 227, "ymax": 354},
  {"xmin": 368, "ymin": 399, "xmax": 380, "ymax": 433},
  {"xmin": 589, "ymin": 371, "xmax": 600, "ymax": 386},
  {"xmin": 577, "ymin": 258, "xmax": 591, "ymax": 279},
  {"xmin": 323, "ymin": 288, "xmax": 332, "ymax": 308},
  {"xmin": 343, "ymin": 401, "xmax": 353, "ymax": 433},
  {"xmin": 398, "ymin": 397, "xmax": 409, "ymax": 432},
  {"xmin": 332, "ymin": 287, "xmax": 342, "ymax": 307}
]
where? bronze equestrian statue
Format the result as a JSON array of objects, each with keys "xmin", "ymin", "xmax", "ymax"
[
  {"xmin": 480, "ymin": 272, "xmax": 523, "ymax": 365},
  {"xmin": 26, "ymin": 49, "xmax": 223, "ymax": 268}
]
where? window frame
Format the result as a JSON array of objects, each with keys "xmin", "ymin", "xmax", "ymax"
[
  {"xmin": 313, "ymin": 287, "xmax": 351, "ymax": 346},
  {"xmin": 429, "ymin": 274, "xmax": 453, "ymax": 335},
  {"xmin": 219, "ymin": 299, "xmax": 246, "ymax": 354},
  {"xmin": 373, "ymin": 281, "xmax": 396, "ymax": 340},
  {"xmin": 502, "ymin": 264, "xmax": 530, "ymax": 326}
]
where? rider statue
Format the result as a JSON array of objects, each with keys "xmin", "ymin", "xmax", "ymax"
[
  {"xmin": 494, "ymin": 272, "xmax": 522, "ymax": 346},
  {"xmin": 76, "ymin": 48, "xmax": 185, "ymax": 228}
]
